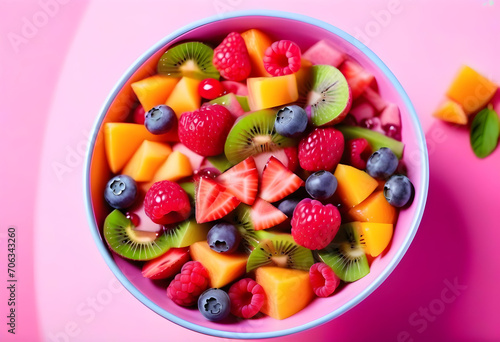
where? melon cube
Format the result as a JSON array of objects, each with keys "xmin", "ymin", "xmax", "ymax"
[
  {"xmin": 348, "ymin": 191, "xmax": 397, "ymax": 224},
  {"xmin": 190, "ymin": 241, "xmax": 247, "ymax": 288},
  {"xmin": 302, "ymin": 40, "xmax": 345, "ymax": 67},
  {"xmin": 122, "ymin": 140, "xmax": 172, "ymax": 182},
  {"xmin": 334, "ymin": 164, "xmax": 378, "ymax": 207},
  {"xmin": 352, "ymin": 221, "xmax": 393, "ymax": 257},
  {"xmin": 433, "ymin": 100, "xmax": 467, "ymax": 125},
  {"xmin": 247, "ymin": 74, "xmax": 299, "ymax": 111},
  {"xmin": 131, "ymin": 75, "xmax": 179, "ymax": 112},
  {"xmin": 165, "ymin": 77, "xmax": 201, "ymax": 118},
  {"xmin": 152, "ymin": 150, "xmax": 192, "ymax": 183},
  {"xmin": 339, "ymin": 60, "xmax": 374, "ymax": 99},
  {"xmin": 241, "ymin": 29, "xmax": 273, "ymax": 77},
  {"xmin": 255, "ymin": 267, "xmax": 314, "ymax": 320}
]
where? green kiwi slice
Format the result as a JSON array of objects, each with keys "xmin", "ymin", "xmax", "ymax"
[
  {"xmin": 229, "ymin": 204, "xmax": 275, "ymax": 253},
  {"xmin": 317, "ymin": 223, "xmax": 370, "ymax": 282},
  {"xmin": 224, "ymin": 110, "xmax": 296, "ymax": 165},
  {"xmin": 157, "ymin": 42, "xmax": 219, "ymax": 80},
  {"xmin": 246, "ymin": 234, "xmax": 314, "ymax": 272},
  {"xmin": 103, "ymin": 210, "xmax": 170, "ymax": 261},
  {"xmin": 165, "ymin": 219, "xmax": 211, "ymax": 248},
  {"xmin": 305, "ymin": 65, "xmax": 352, "ymax": 127}
]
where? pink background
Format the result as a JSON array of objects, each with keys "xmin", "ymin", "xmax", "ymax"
[{"xmin": 1, "ymin": 0, "xmax": 499, "ymax": 341}]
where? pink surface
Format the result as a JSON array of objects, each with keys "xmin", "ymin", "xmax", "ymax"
[{"xmin": 1, "ymin": 1, "xmax": 499, "ymax": 341}]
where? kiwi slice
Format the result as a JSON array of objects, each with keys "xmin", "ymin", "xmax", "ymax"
[
  {"xmin": 103, "ymin": 210, "xmax": 170, "ymax": 261},
  {"xmin": 165, "ymin": 219, "xmax": 211, "ymax": 248},
  {"xmin": 305, "ymin": 65, "xmax": 352, "ymax": 127},
  {"xmin": 157, "ymin": 42, "xmax": 219, "ymax": 80},
  {"xmin": 229, "ymin": 204, "xmax": 275, "ymax": 253},
  {"xmin": 224, "ymin": 110, "xmax": 296, "ymax": 165},
  {"xmin": 246, "ymin": 234, "xmax": 314, "ymax": 272},
  {"xmin": 317, "ymin": 223, "xmax": 370, "ymax": 282}
]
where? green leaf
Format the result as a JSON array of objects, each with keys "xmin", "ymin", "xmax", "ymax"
[{"xmin": 470, "ymin": 108, "xmax": 500, "ymax": 158}]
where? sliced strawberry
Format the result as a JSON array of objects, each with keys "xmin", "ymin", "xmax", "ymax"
[
  {"xmin": 259, "ymin": 156, "xmax": 303, "ymax": 203},
  {"xmin": 142, "ymin": 247, "xmax": 190, "ymax": 280},
  {"xmin": 195, "ymin": 178, "xmax": 240, "ymax": 223},
  {"xmin": 250, "ymin": 198, "xmax": 287, "ymax": 230},
  {"xmin": 339, "ymin": 60, "xmax": 374, "ymax": 99},
  {"xmin": 217, "ymin": 157, "xmax": 259, "ymax": 205}
]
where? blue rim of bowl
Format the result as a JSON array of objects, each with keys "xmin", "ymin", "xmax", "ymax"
[{"xmin": 84, "ymin": 9, "xmax": 429, "ymax": 339}]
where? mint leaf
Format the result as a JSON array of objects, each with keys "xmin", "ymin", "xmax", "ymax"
[{"xmin": 470, "ymin": 108, "xmax": 500, "ymax": 158}]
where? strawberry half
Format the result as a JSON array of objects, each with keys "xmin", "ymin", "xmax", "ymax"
[
  {"xmin": 195, "ymin": 178, "xmax": 240, "ymax": 223},
  {"xmin": 216, "ymin": 156, "xmax": 259, "ymax": 205},
  {"xmin": 250, "ymin": 198, "xmax": 287, "ymax": 230},
  {"xmin": 259, "ymin": 156, "xmax": 303, "ymax": 203}
]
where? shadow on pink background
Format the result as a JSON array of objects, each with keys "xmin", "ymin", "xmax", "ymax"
[{"xmin": 1, "ymin": 1, "xmax": 499, "ymax": 341}]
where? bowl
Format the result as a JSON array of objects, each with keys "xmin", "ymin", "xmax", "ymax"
[{"xmin": 84, "ymin": 10, "xmax": 429, "ymax": 339}]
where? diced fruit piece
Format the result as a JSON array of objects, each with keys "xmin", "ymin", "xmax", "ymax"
[
  {"xmin": 216, "ymin": 156, "xmax": 259, "ymax": 205},
  {"xmin": 172, "ymin": 143, "xmax": 204, "ymax": 171},
  {"xmin": 298, "ymin": 127, "xmax": 344, "ymax": 172},
  {"xmin": 263, "ymin": 40, "xmax": 302, "ymax": 76},
  {"xmin": 255, "ymin": 267, "xmax": 314, "ymax": 320},
  {"xmin": 144, "ymin": 180, "xmax": 191, "ymax": 225},
  {"xmin": 260, "ymin": 156, "xmax": 303, "ymax": 203},
  {"xmin": 302, "ymin": 40, "xmax": 345, "ymax": 67},
  {"xmin": 104, "ymin": 175, "xmax": 138, "ymax": 209},
  {"xmin": 198, "ymin": 78, "xmax": 224, "ymax": 100},
  {"xmin": 253, "ymin": 148, "xmax": 297, "ymax": 176},
  {"xmin": 379, "ymin": 103, "xmax": 402, "ymax": 141},
  {"xmin": 433, "ymin": 100, "xmax": 468, "ymax": 125},
  {"xmin": 346, "ymin": 138, "xmax": 372, "ymax": 170},
  {"xmin": 122, "ymin": 140, "xmax": 172, "ymax": 182},
  {"xmin": 250, "ymin": 198, "xmax": 287, "ymax": 231},
  {"xmin": 309, "ymin": 262, "xmax": 340, "ymax": 297},
  {"xmin": 131, "ymin": 75, "xmax": 180, "ymax": 112},
  {"xmin": 103, "ymin": 210, "xmax": 170, "ymax": 261},
  {"xmin": 339, "ymin": 60, "xmax": 375, "ymax": 99},
  {"xmin": 366, "ymin": 147, "xmax": 398, "ymax": 179},
  {"xmin": 246, "ymin": 234, "xmax": 314, "ymax": 272},
  {"xmin": 247, "ymin": 74, "xmax": 299, "ymax": 111},
  {"xmin": 305, "ymin": 171, "xmax": 337, "ymax": 200},
  {"xmin": 157, "ymin": 42, "xmax": 219, "ymax": 80},
  {"xmin": 241, "ymin": 28, "xmax": 273, "ymax": 77},
  {"xmin": 359, "ymin": 116, "xmax": 385, "ymax": 135},
  {"xmin": 132, "ymin": 104, "xmax": 146, "ymax": 124},
  {"xmin": 198, "ymin": 288, "xmax": 231, "ymax": 321},
  {"xmin": 144, "ymin": 105, "xmax": 177, "ymax": 135},
  {"xmin": 206, "ymin": 154, "xmax": 232, "ymax": 173},
  {"xmin": 165, "ymin": 219, "xmax": 211, "ymax": 248},
  {"xmin": 221, "ymin": 80, "xmax": 248, "ymax": 96},
  {"xmin": 351, "ymin": 221, "xmax": 393, "ymax": 257},
  {"xmin": 291, "ymin": 199, "xmax": 341, "ymax": 250},
  {"xmin": 190, "ymin": 241, "xmax": 248, "ymax": 288},
  {"xmin": 142, "ymin": 247, "xmax": 190, "ymax": 279},
  {"xmin": 179, "ymin": 104, "xmax": 234, "ymax": 156},
  {"xmin": 209, "ymin": 93, "xmax": 245, "ymax": 118},
  {"xmin": 446, "ymin": 65, "xmax": 498, "ymax": 114},
  {"xmin": 336, "ymin": 125, "xmax": 404, "ymax": 159},
  {"xmin": 165, "ymin": 77, "xmax": 201, "ymax": 118},
  {"xmin": 167, "ymin": 261, "xmax": 210, "ymax": 306},
  {"xmin": 207, "ymin": 223, "xmax": 241, "ymax": 254},
  {"xmin": 317, "ymin": 223, "xmax": 370, "ymax": 282},
  {"xmin": 224, "ymin": 109, "xmax": 295, "ymax": 165},
  {"xmin": 213, "ymin": 32, "xmax": 251, "ymax": 81},
  {"xmin": 348, "ymin": 190, "xmax": 397, "ymax": 224},
  {"xmin": 361, "ymin": 87, "xmax": 387, "ymax": 113},
  {"xmin": 305, "ymin": 65, "xmax": 352, "ymax": 126},
  {"xmin": 195, "ymin": 178, "xmax": 240, "ymax": 223},
  {"xmin": 229, "ymin": 278, "xmax": 266, "ymax": 319},
  {"xmin": 235, "ymin": 95, "xmax": 250, "ymax": 112},
  {"xmin": 275, "ymin": 105, "xmax": 308, "ymax": 138},
  {"xmin": 350, "ymin": 101, "xmax": 376, "ymax": 124},
  {"xmin": 384, "ymin": 174, "xmax": 414, "ymax": 207},
  {"xmin": 334, "ymin": 164, "xmax": 378, "ymax": 207},
  {"xmin": 152, "ymin": 150, "xmax": 193, "ymax": 183},
  {"xmin": 104, "ymin": 123, "xmax": 177, "ymax": 173}
]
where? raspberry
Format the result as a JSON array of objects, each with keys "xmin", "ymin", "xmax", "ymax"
[
  {"xmin": 298, "ymin": 128, "xmax": 344, "ymax": 172},
  {"xmin": 291, "ymin": 198, "xmax": 341, "ymax": 250},
  {"xmin": 263, "ymin": 40, "xmax": 301, "ymax": 76},
  {"xmin": 167, "ymin": 261, "xmax": 209, "ymax": 306},
  {"xmin": 228, "ymin": 278, "xmax": 266, "ymax": 318},
  {"xmin": 144, "ymin": 181, "xmax": 191, "ymax": 225},
  {"xmin": 178, "ymin": 104, "xmax": 234, "ymax": 156},
  {"xmin": 347, "ymin": 138, "xmax": 372, "ymax": 170},
  {"xmin": 309, "ymin": 263, "xmax": 340, "ymax": 297},
  {"xmin": 213, "ymin": 32, "xmax": 251, "ymax": 81}
]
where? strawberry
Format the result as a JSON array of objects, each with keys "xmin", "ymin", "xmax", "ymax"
[
  {"xmin": 216, "ymin": 157, "xmax": 259, "ymax": 205},
  {"xmin": 195, "ymin": 177, "xmax": 240, "ymax": 223},
  {"xmin": 259, "ymin": 156, "xmax": 303, "ymax": 203},
  {"xmin": 178, "ymin": 104, "xmax": 234, "ymax": 157},
  {"xmin": 298, "ymin": 128, "xmax": 344, "ymax": 172},
  {"xmin": 213, "ymin": 32, "xmax": 251, "ymax": 81},
  {"xmin": 250, "ymin": 198, "xmax": 287, "ymax": 230},
  {"xmin": 142, "ymin": 247, "xmax": 190, "ymax": 280}
]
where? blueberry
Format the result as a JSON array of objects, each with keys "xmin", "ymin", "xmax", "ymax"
[
  {"xmin": 384, "ymin": 175, "xmax": 414, "ymax": 207},
  {"xmin": 104, "ymin": 175, "xmax": 137, "ymax": 209},
  {"xmin": 305, "ymin": 171, "xmax": 337, "ymax": 200},
  {"xmin": 145, "ymin": 105, "xmax": 177, "ymax": 135},
  {"xmin": 366, "ymin": 147, "xmax": 398, "ymax": 179},
  {"xmin": 198, "ymin": 288, "xmax": 231, "ymax": 321},
  {"xmin": 277, "ymin": 198, "xmax": 301, "ymax": 217},
  {"xmin": 207, "ymin": 223, "xmax": 241, "ymax": 253},
  {"xmin": 275, "ymin": 105, "xmax": 308, "ymax": 138}
]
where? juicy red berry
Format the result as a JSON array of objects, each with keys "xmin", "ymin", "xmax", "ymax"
[
  {"xmin": 298, "ymin": 128, "xmax": 344, "ymax": 172},
  {"xmin": 228, "ymin": 278, "xmax": 266, "ymax": 318},
  {"xmin": 144, "ymin": 181, "xmax": 191, "ymax": 225},
  {"xmin": 263, "ymin": 40, "xmax": 301, "ymax": 76},
  {"xmin": 198, "ymin": 78, "xmax": 225, "ymax": 100},
  {"xmin": 291, "ymin": 198, "xmax": 341, "ymax": 250},
  {"xmin": 347, "ymin": 138, "xmax": 372, "ymax": 170},
  {"xmin": 132, "ymin": 104, "xmax": 146, "ymax": 124},
  {"xmin": 178, "ymin": 104, "xmax": 234, "ymax": 156},
  {"xmin": 284, "ymin": 146, "xmax": 299, "ymax": 172},
  {"xmin": 167, "ymin": 261, "xmax": 209, "ymax": 306},
  {"xmin": 125, "ymin": 212, "xmax": 140, "ymax": 227},
  {"xmin": 309, "ymin": 263, "xmax": 340, "ymax": 297},
  {"xmin": 213, "ymin": 32, "xmax": 251, "ymax": 81},
  {"xmin": 192, "ymin": 167, "xmax": 221, "ymax": 182}
]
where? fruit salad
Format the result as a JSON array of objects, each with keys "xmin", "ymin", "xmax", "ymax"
[{"xmin": 98, "ymin": 29, "xmax": 415, "ymax": 322}]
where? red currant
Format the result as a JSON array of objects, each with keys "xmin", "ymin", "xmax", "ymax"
[
  {"xmin": 132, "ymin": 104, "xmax": 146, "ymax": 124},
  {"xmin": 192, "ymin": 168, "xmax": 221, "ymax": 182},
  {"xmin": 198, "ymin": 78, "xmax": 224, "ymax": 100},
  {"xmin": 125, "ymin": 212, "xmax": 141, "ymax": 227}
]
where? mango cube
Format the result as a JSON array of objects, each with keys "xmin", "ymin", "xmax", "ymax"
[
  {"xmin": 433, "ymin": 100, "xmax": 468, "ymax": 125},
  {"xmin": 152, "ymin": 150, "xmax": 193, "ymax": 183},
  {"xmin": 352, "ymin": 221, "xmax": 393, "ymax": 257},
  {"xmin": 348, "ymin": 191, "xmax": 397, "ymax": 224},
  {"xmin": 334, "ymin": 164, "xmax": 378, "ymax": 208},
  {"xmin": 247, "ymin": 74, "xmax": 298, "ymax": 111},
  {"xmin": 165, "ymin": 77, "xmax": 201, "ymax": 118},
  {"xmin": 241, "ymin": 29, "xmax": 273, "ymax": 77},
  {"xmin": 122, "ymin": 140, "xmax": 172, "ymax": 182},
  {"xmin": 131, "ymin": 75, "xmax": 179, "ymax": 112}
]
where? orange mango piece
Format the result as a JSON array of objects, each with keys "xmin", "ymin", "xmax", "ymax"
[
  {"xmin": 334, "ymin": 164, "xmax": 378, "ymax": 208},
  {"xmin": 241, "ymin": 29, "xmax": 273, "ymax": 77},
  {"xmin": 348, "ymin": 191, "xmax": 397, "ymax": 224},
  {"xmin": 247, "ymin": 74, "xmax": 299, "ymax": 111},
  {"xmin": 433, "ymin": 100, "xmax": 468, "ymax": 125},
  {"xmin": 256, "ymin": 267, "xmax": 314, "ymax": 320},
  {"xmin": 122, "ymin": 140, "xmax": 172, "ymax": 182},
  {"xmin": 165, "ymin": 77, "xmax": 201, "ymax": 118},
  {"xmin": 131, "ymin": 75, "xmax": 180, "ymax": 112},
  {"xmin": 295, "ymin": 59, "xmax": 313, "ymax": 96},
  {"xmin": 152, "ymin": 150, "xmax": 193, "ymax": 183},
  {"xmin": 352, "ymin": 221, "xmax": 393, "ymax": 257},
  {"xmin": 446, "ymin": 66, "xmax": 498, "ymax": 114}
]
